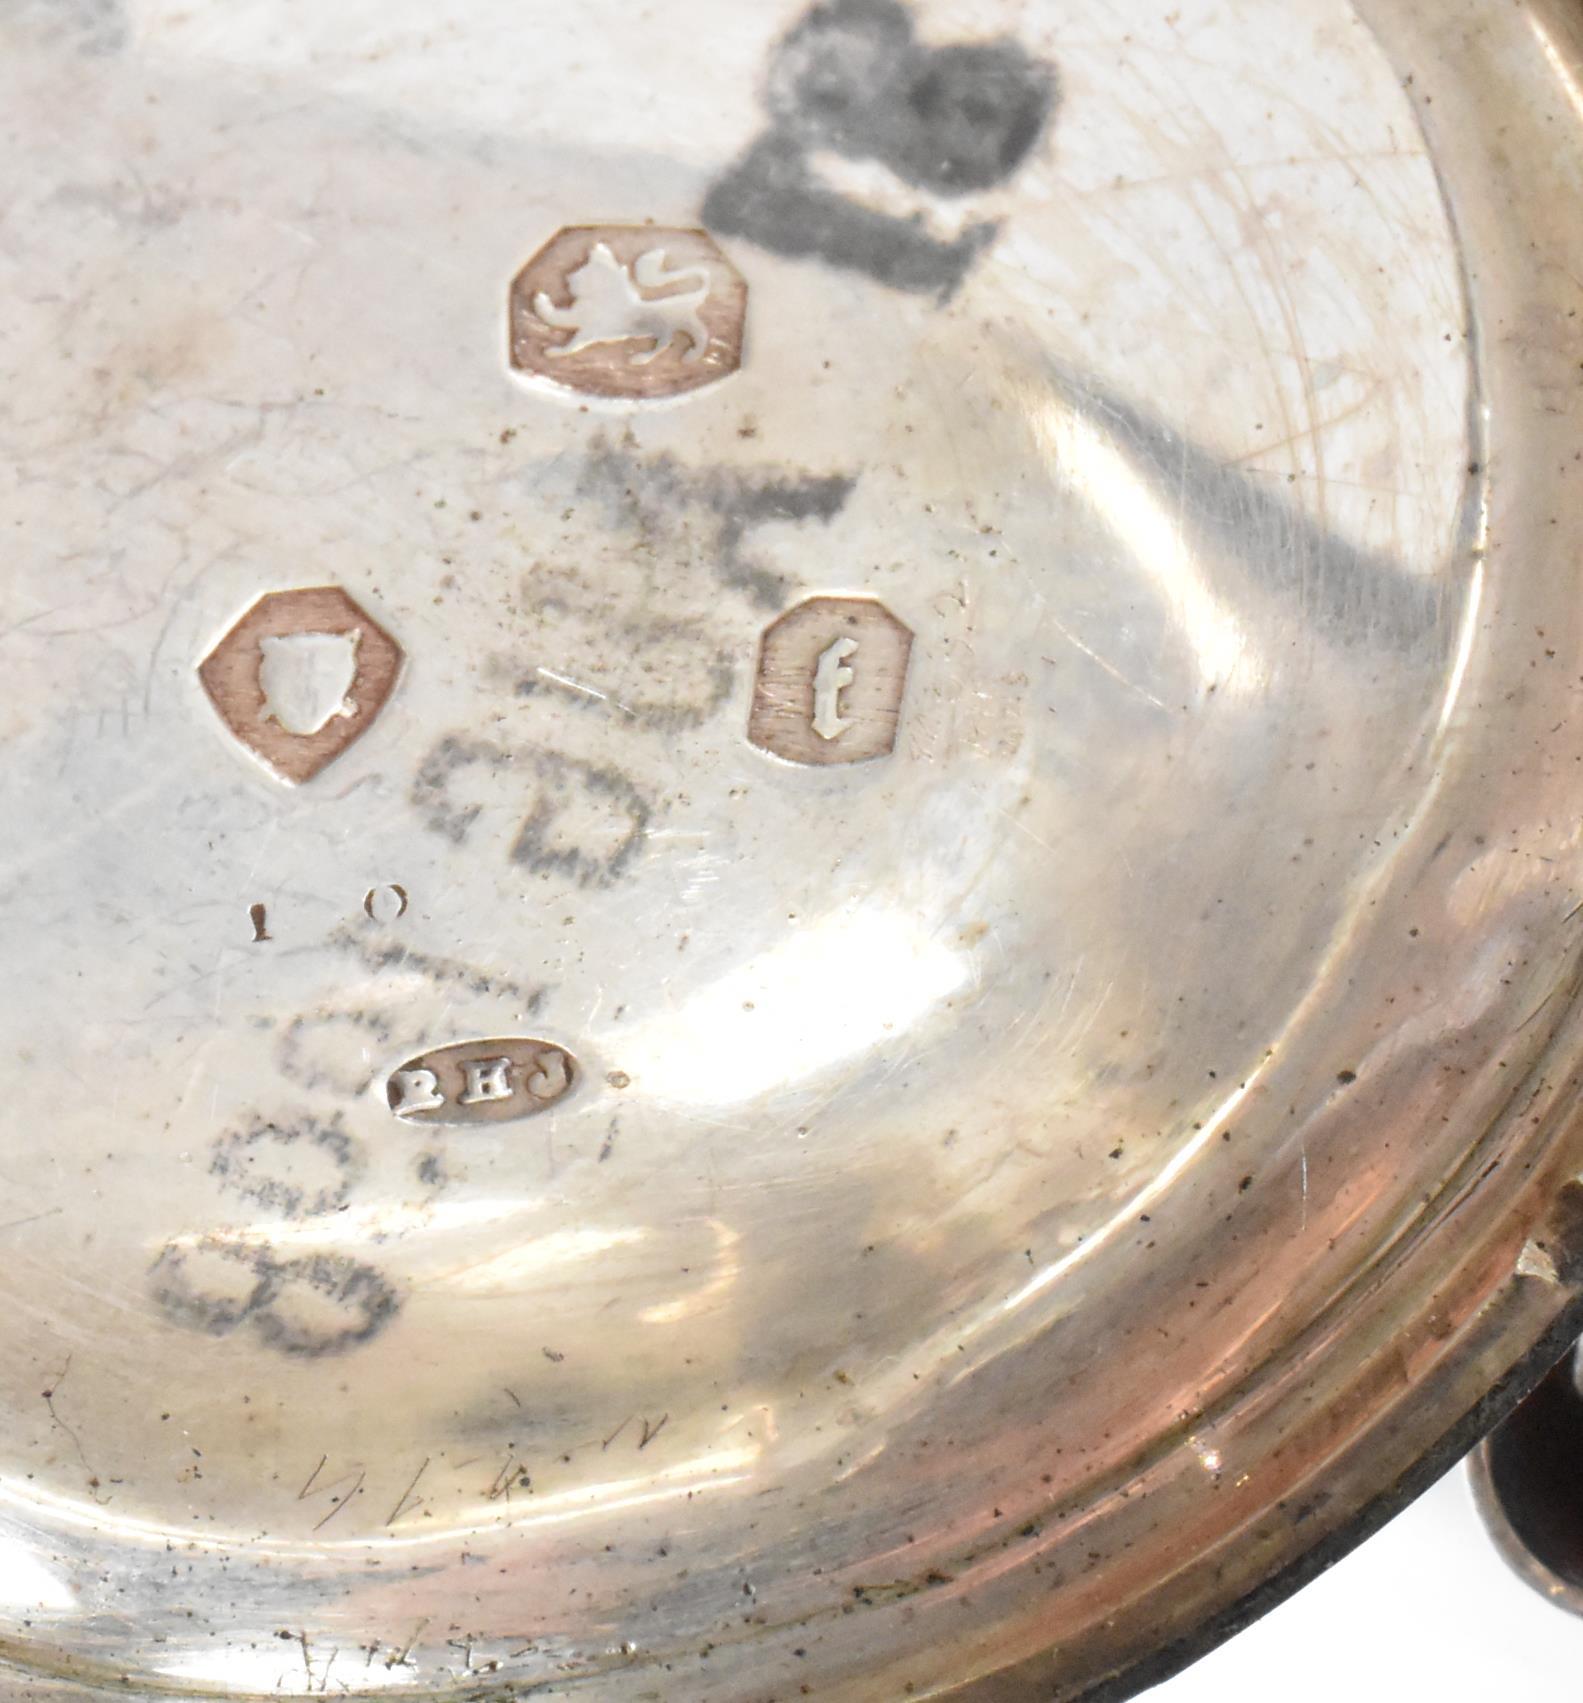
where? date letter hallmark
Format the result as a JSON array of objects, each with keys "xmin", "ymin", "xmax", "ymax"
[
  {"xmin": 387, "ymin": 1039, "xmax": 577, "ymax": 1128},
  {"xmin": 509, "ymin": 226, "xmax": 748, "ymax": 402},
  {"xmin": 812, "ymin": 636, "xmax": 859, "ymax": 741},
  {"xmin": 199, "ymin": 587, "xmax": 403, "ymax": 785},
  {"xmin": 750, "ymin": 596, "xmax": 912, "ymax": 766}
]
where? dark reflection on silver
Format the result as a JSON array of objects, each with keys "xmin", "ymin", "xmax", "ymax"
[{"xmin": 1037, "ymin": 360, "xmax": 1479, "ymax": 660}]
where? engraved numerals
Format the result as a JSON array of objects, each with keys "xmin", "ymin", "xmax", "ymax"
[
  {"xmin": 509, "ymin": 227, "xmax": 748, "ymax": 402},
  {"xmin": 750, "ymin": 596, "xmax": 913, "ymax": 766},
  {"xmin": 704, "ymin": 0, "xmax": 1057, "ymax": 301}
]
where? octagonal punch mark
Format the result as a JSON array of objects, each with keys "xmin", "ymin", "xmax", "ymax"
[
  {"xmin": 749, "ymin": 596, "xmax": 913, "ymax": 766},
  {"xmin": 509, "ymin": 226, "xmax": 747, "ymax": 402},
  {"xmin": 198, "ymin": 587, "xmax": 403, "ymax": 785}
]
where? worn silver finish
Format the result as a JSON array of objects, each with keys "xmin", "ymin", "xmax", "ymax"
[{"xmin": 0, "ymin": 0, "xmax": 1582, "ymax": 1697}]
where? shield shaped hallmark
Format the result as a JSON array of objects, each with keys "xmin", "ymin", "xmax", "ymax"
[
  {"xmin": 199, "ymin": 587, "xmax": 403, "ymax": 785},
  {"xmin": 258, "ymin": 629, "xmax": 362, "ymax": 737}
]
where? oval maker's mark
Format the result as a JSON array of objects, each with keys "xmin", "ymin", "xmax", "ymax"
[{"xmin": 387, "ymin": 1040, "xmax": 577, "ymax": 1126}]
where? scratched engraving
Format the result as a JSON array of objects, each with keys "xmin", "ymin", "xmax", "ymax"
[
  {"xmin": 209, "ymin": 1114, "xmax": 362, "ymax": 1220},
  {"xmin": 509, "ymin": 226, "xmax": 747, "ymax": 401},
  {"xmin": 387, "ymin": 1039, "xmax": 578, "ymax": 1127},
  {"xmin": 516, "ymin": 596, "xmax": 737, "ymax": 730},
  {"xmin": 749, "ymin": 596, "xmax": 913, "ymax": 765},
  {"xmin": 704, "ymin": 0, "xmax": 1057, "ymax": 300},
  {"xmin": 278, "ymin": 1009, "xmax": 395, "ymax": 1097},
  {"xmin": 151, "ymin": 1240, "xmax": 401, "ymax": 1359},
  {"xmin": 412, "ymin": 737, "xmax": 655, "ymax": 889},
  {"xmin": 572, "ymin": 438, "xmax": 856, "ymax": 609},
  {"xmin": 326, "ymin": 921, "xmax": 550, "ymax": 1011},
  {"xmin": 511, "ymin": 751, "xmax": 654, "ymax": 888},
  {"xmin": 198, "ymin": 586, "xmax": 403, "ymax": 785}
]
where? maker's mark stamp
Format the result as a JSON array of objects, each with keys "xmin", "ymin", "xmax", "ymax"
[
  {"xmin": 388, "ymin": 1038, "xmax": 578, "ymax": 1127},
  {"xmin": 198, "ymin": 587, "xmax": 402, "ymax": 785},
  {"xmin": 750, "ymin": 596, "xmax": 913, "ymax": 766},
  {"xmin": 509, "ymin": 226, "xmax": 747, "ymax": 401}
]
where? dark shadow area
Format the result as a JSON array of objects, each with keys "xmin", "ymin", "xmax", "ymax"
[{"xmin": 1485, "ymin": 1344, "xmax": 1583, "ymax": 1589}]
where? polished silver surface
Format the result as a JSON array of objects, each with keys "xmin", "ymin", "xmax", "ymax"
[{"xmin": 1, "ymin": 0, "xmax": 1582, "ymax": 1697}]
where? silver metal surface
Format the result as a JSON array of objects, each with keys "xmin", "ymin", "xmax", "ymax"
[{"xmin": 1, "ymin": 0, "xmax": 1582, "ymax": 1696}]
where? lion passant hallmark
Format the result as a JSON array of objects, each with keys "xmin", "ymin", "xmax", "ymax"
[{"xmin": 508, "ymin": 226, "xmax": 748, "ymax": 401}]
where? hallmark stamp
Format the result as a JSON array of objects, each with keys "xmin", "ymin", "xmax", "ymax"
[
  {"xmin": 387, "ymin": 1039, "xmax": 578, "ymax": 1127},
  {"xmin": 749, "ymin": 596, "xmax": 913, "ymax": 765},
  {"xmin": 509, "ymin": 226, "xmax": 747, "ymax": 401},
  {"xmin": 198, "ymin": 587, "xmax": 403, "ymax": 785}
]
